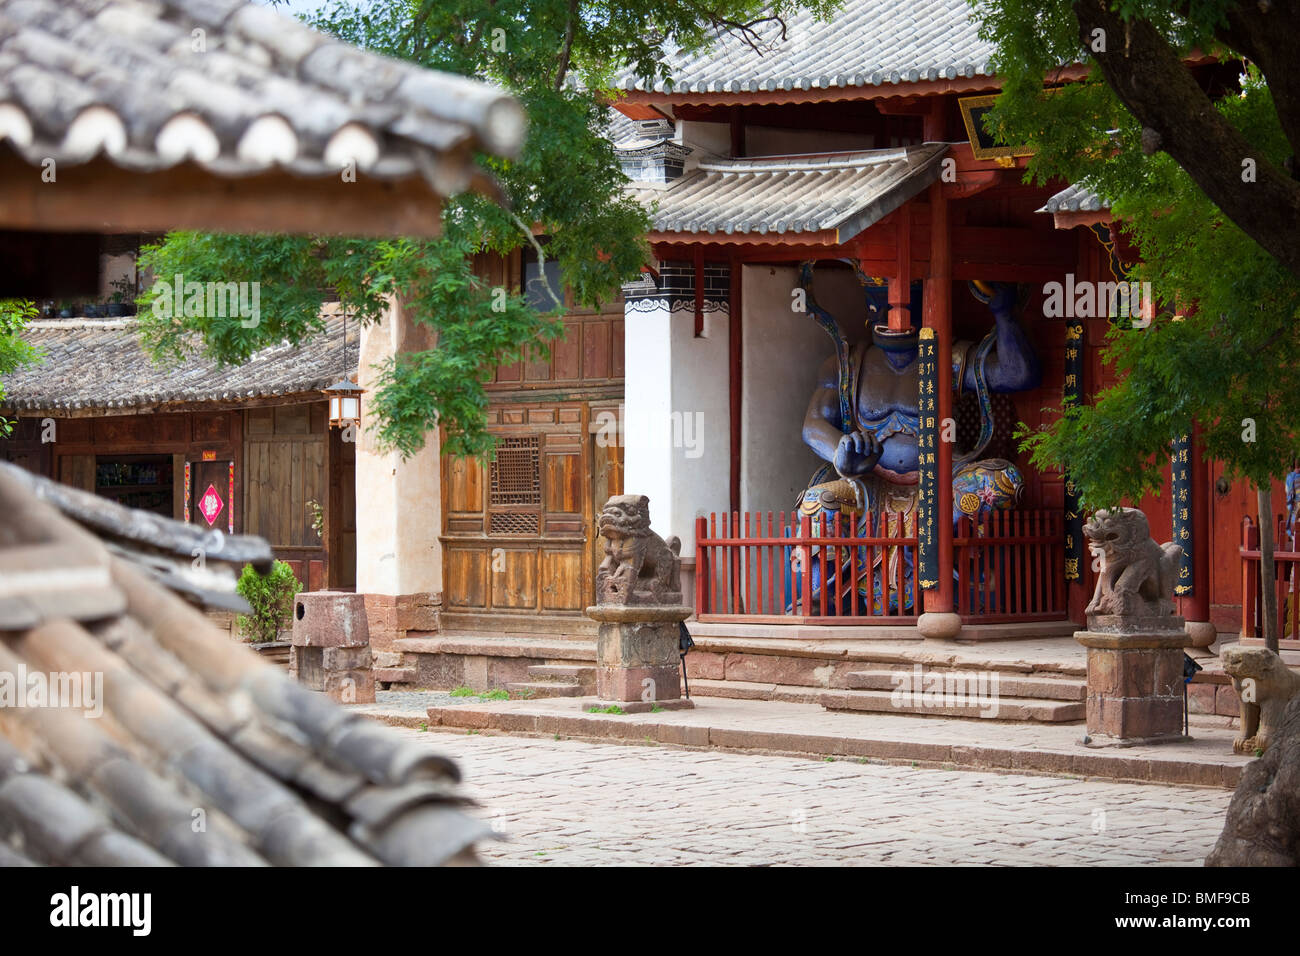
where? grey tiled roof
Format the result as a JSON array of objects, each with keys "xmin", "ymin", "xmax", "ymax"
[
  {"xmin": 0, "ymin": 0, "xmax": 525, "ymax": 190},
  {"xmin": 0, "ymin": 312, "xmax": 358, "ymax": 414},
  {"xmin": 632, "ymin": 143, "xmax": 948, "ymax": 240},
  {"xmin": 1038, "ymin": 183, "xmax": 1109, "ymax": 214},
  {"xmin": 603, "ymin": 108, "xmax": 643, "ymax": 149},
  {"xmin": 4, "ymin": 463, "xmax": 273, "ymax": 614},
  {"xmin": 0, "ymin": 461, "xmax": 492, "ymax": 866},
  {"xmin": 615, "ymin": 0, "xmax": 996, "ymax": 95}
]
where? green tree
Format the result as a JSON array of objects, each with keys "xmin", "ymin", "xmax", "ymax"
[
  {"xmin": 137, "ymin": 0, "xmax": 837, "ymax": 459},
  {"xmin": 0, "ymin": 300, "xmax": 41, "ymax": 438},
  {"xmin": 975, "ymin": 0, "xmax": 1300, "ymax": 648}
]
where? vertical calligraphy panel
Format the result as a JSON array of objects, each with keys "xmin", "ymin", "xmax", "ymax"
[
  {"xmin": 917, "ymin": 328, "xmax": 939, "ymax": 588},
  {"xmin": 1063, "ymin": 322, "xmax": 1084, "ymax": 582},
  {"xmin": 1171, "ymin": 433, "xmax": 1193, "ymax": 595}
]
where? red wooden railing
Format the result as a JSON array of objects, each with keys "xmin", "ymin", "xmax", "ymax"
[
  {"xmin": 954, "ymin": 510, "xmax": 1065, "ymax": 622},
  {"xmin": 694, "ymin": 508, "xmax": 1066, "ymax": 624},
  {"xmin": 1240, "ymin": 515, "xmax": 1300, "ymax": 644}
]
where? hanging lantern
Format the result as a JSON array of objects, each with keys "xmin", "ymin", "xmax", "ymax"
[
  {"xmin": 323, "ymin": 309, "xmax": 361, "ymax": 429},
  {"xmin": 323, "ymin": 376, "xmax": 363, "ymax": 429}
]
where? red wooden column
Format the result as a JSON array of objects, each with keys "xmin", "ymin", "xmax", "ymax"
[
  {"xmin": 920, "ymin": 181, "xmax": 959, "ymax": 638},
  {"xmin": 1181, "ymin": 421, "xmax": 1216, "ymax": 646},
  {"xmin": 887, "ymin": 207, "xmax": 912, "ymax": 331}
]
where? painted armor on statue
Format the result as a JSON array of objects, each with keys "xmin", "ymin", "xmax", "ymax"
[{"xmin": 791, "ymin": 265, "xmax": 1039, "ymax": 615}]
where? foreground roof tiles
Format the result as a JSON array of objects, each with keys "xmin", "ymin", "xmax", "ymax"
[
  {"xmin": 615, "ymin": 0, "xmax": 995, "ymax": 95},
  {"xmin": 4, "ymin": 463, "xmax": 273, "ymax": 613},
  {"xmin": 0, "ymin": 461, "xmax": 492, "ymax": 866},
  {"xmin": 0, "ymin": 0, "xmax": 525, "ymax": 192},
  {"xmin": 632, "ymin": 143, "xmax": 948, "ymax": 241},
  {"xmin": 1037, "ymin": 183, "xmax": 1109, "ymax": 214},
  {"xmin": 0, "ymin": 312, "xmax": 358, "ymax": 414}
]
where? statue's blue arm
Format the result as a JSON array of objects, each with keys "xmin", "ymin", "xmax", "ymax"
[
  {"xmin": 803, "ymin": 354, "xmax": 880, "ymax": 478},
  {"xmin": 963, "ymin": 286, "xmax": 1041, "ymax": 393}
]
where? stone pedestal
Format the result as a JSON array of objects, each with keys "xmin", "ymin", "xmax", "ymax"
[
  {"xmin": 291, "ymin": 590, "xmax": 375, "ymax": 704},
  {"xmin": 1076, "ymin": 615, "xmax": 1187, "ymax": 745},
  {"xmin": 585, "ymin": 604, "xmax": 694, "ymax": 711}
]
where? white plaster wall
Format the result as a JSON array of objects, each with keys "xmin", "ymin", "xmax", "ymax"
[
  {"xmin": 740, "ymin": 264, "xmax": 863, "ymax": 517},
  {"xmin": 622, "ymin": 302, "xmax": 675, "ymax": 544},
  {"xmin": 669, "ymin": 307, "xmax": 729, "ymax": 556},
  {"xmin": 677, "ymin": 120, "xmax": 729, "ymax": 157},
  {"xmin": 355, "ymin": 299, "xmax": 443, "ymax": 596},
  {"xmin": 623, "ymin": 303, "xmax": 730, "ymax": 556}
]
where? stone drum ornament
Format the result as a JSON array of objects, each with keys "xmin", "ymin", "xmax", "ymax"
[
  {"xmin": 1075, "ymin": 507, "xmax": 1188, "ymax": 744},
  {"xmin": 585, "ymin": 495, "xmax": 694, "ymax": 712}
]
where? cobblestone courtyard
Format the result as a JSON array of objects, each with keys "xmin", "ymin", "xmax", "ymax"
[{"xmin": 402, "ymin": 729, "xmax": 1232, "ymax": 866}]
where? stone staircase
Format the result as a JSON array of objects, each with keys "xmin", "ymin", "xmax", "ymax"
[
  {"xmin": 507, "ymin": 664, "xmax": 597, "ymax": 699},
  {"xmin": 374, "ymin": 624, "xmax": 1094, "ymax": 723},
  {"xmin": 687, "ymin": 655, "xmax": 1086, "ymax": 722}
]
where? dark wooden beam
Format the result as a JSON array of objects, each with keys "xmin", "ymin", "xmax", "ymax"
[{"xmin": 0, "ymin": 149, "xmax": 448, "ymax": 238}]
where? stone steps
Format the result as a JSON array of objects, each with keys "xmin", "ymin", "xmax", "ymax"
[
  {"xmin": 820, "ymin": 688, "xmax": 1085, "ymax": 722},
  {"xmin": 842, "ymin": 667, "xmax": 1086, "ymax": 701},
  {"xmin": 250, "ymin": 640, "xmax": 292, "ymax": 670},
  {"xmin": 377, "ymin": 628, "xmax": 1093, "ymax": 724},
  {"xmin": 505, "ymin": 664, "xmax": 596, "ymax": 699},
  {"xmin": 506, "ymin": 681, "xmax": 589, "ymax": 698},
  {"xmin": 687, "ymin": 679, "xmax": 1084, "ymax": 722},
  {"xmin": 374, "ymin": 666, "xmax": 416, "ymax": 686},
  {"xmin": 527, "ymin": 664, "xmax": 596, "ymax": 682}
]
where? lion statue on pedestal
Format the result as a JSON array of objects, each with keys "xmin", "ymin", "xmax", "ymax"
[
  {"xmin": 595, "ymin": 495, "xmax": 682, "ymax": 606},
  {"xmin": 1084, "ymin": 508, "xmax": 1183, "ymax": 619}
]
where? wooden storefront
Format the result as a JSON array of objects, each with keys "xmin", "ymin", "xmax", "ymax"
[{"xmin": 2, "ymin": 402, "xmax": 355, "ymax": 590}]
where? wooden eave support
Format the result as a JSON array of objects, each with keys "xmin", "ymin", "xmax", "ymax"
[{"xmin": 1052, "ymin": 210, "xmax": 1113, "ymax": 230}]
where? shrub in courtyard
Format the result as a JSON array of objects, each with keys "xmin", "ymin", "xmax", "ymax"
[{"xmin": 236, "ymin": 561, "xmax": 302, "ymax": 643}]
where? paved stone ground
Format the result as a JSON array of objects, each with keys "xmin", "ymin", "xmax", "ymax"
[{"xmin": 401, "ymin": 728, "xmax": 1231, "ymax": 866}]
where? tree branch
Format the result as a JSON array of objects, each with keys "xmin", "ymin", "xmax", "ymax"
[
  {"xmin": 1214, "ymin": 0, "xmax": 1300, "ymax": 159},
  {"xmin": 554, "ymin": 0, "xmax": 579, "ymax": 92},
  {"xmin": 1073, "ymin": 0, "xmax": 1300, "ymax": 278}
]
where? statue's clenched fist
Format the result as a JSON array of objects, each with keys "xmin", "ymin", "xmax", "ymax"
[{"xmin": 833, "ymin": 429, "xmax": 882, "ymax": 479}]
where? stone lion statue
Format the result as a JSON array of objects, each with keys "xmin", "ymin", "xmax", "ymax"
[
  {"xmin": 595, "ymin": 495, "xmax": 682, "ymax": 606},
  {"xmin": 1221, "ymin": 645, "xmax": 1300, "ymax": 755},
  {"xmin": 1084, "ymin": 508, "xmax": 1183, "ymax": 619}
]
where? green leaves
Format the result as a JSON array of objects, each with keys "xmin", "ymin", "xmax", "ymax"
[
  {"xmin": 977, "ymin": 1, "xmax": 1300, "ymax": 503},
  {"xmin": 235, "ymin": 560, "xmax": 303, "ymax": 644},
  {"xmin": 0, "ymin": 299, "xmax": 41, "ymax": 438},
  {"xmin": 140, "ymin": 0, "xmax": 838, "ymax": 462}
]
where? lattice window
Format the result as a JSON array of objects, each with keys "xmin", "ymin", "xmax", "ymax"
[
  {"xmin": 490, "ymin": 436, "xmax": 541, "ymax": 507},
  {"xmin": 489, "ymin": 512, "xmax": 540, "ymax": 536}
]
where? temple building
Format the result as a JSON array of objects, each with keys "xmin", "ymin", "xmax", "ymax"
[
  {"xmin": 1, "ymin": 0, "xmax": 1286, "ymax": 696},
  {"xmin": 603, "ymin": 0, "xmax": 1266, "ymax": 650}
]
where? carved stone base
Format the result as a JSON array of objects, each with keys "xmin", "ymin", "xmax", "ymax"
[
  {"xmin": 586, "ymin": 604, "xmax": 692, "ymax": 703},
  {"xmin": 1075, "ymin": 629, "xmax": 1186, "ymax": 742},
  {"xmin": 917, "ymin": 611, "xmax": 963, "ymax": 640}
]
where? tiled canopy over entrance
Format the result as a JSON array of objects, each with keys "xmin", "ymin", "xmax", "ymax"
[{"xmin": 628, "ymin": 145, "xmax": 948, "ymax": 243}]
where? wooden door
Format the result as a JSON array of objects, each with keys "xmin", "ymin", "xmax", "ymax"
[{"xmin": 189, "ymin": 459, "xmax": 234, "ymax": 532}]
